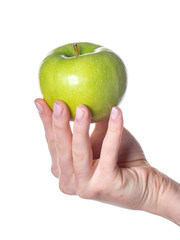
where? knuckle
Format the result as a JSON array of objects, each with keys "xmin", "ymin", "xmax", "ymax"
[
  {"xmin": 55, "ymin": 143, "xmax": 66, "ymax": 153},
  {"xmin": 59, "ymin": 180, "xmax": 73, "ymax": 195},
  {"xmin": 76, "ymin": 184, "xmax": 91, "ymax": 199},
  {"xmin": 73, "ymin": 151, "xmax": 84, "ymax": 163},
  {"xmin": 109, "ymin": 126, "xmax": 122, "ymax": 134},
  {"xmin": 98, "ymin": 162, "xmax": 110, "ymax": 172},
  {"xmin": 45, "ymin": 134, "xmax": 54, "ymax": 146},
  {"xmin": 76, "ymin": 190, "xmax": 88, "ymax": 199},
  {"xmin": 42, "ymin": 116, "xmax": 51, "ymax": 125},
  {"xmin": 73, "ymin": 126, "xmax": 84, "ymax": 135},
  {"xmin": 76, "ymin": 189, "xmax": 94, "ymax": 199},
  {"xmin": 101, "ymin": 144, "xmax": 116, "ymax": 158},
  {"xmin": 53, "ymin": 117, "xmax": 69, "ymax": 131},
  {"xmin": 51, "ymin": 166, "xmax": 59, "ymax": 178},
  {"xmin": 91, "ymin": 180, "xmax": 110, "ymax": 196},
  {"xmin": 53, "ymin": 120, "xmax": 64, "ymax": 130},
  {"xmin": 73, "ymin": 123, "xmax": 90, "ymax": 135},
  {"xmin": 77, "ymin": 183, "xmax": 108, "ymax": 199},
  {"xmin": 59, "ymin": 183, "xmax": 68, "ymax": 194}
]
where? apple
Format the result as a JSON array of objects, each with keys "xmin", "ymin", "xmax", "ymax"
[{"xmin": 39, "ymin": 42, "xmax": 127, "ymax": 122}]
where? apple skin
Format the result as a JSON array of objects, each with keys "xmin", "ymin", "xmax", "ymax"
[{"xmin": 39, "ymin": 42, "xmax": 127, "ymax": 123}]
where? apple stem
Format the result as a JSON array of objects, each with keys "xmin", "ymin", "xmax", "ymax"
[{"xmin": 73, "ymin": 43, "xmax": 79, "ymax": 56}]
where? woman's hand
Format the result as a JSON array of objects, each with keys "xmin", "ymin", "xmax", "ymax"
[{"xmin": 35, "ymin": 98, "xmax": 180, "ymax": 225}]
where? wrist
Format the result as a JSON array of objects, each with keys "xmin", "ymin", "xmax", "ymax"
[{"xmin": 156, "ymin": 177, "xmax": 180, "ymax": 226}]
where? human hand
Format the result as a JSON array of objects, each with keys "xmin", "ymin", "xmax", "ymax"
[{"xmin": 35, "ymin": 98, "xmax": 180, "ymax": 225}]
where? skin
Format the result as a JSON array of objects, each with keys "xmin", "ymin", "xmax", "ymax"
[{"xmin": 35, "ymin": 98, "xmax": 180, "ymax": 226}]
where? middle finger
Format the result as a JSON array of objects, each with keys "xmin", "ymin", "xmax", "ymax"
[{"xmin": 72, "ymin": 105, "xmax": 93, "ymax": 185}]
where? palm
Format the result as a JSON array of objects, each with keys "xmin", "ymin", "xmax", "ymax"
[{"xmin": 90, "ymin": 119, "xmax": 169, "ymax": 211}]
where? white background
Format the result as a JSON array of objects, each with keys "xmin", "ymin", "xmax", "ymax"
[{"xmin": 0, "ymin": 0, "xmax": 180, "ymax": 239}]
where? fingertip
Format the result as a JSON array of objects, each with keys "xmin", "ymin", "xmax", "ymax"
[
  {"xmin": 53, "ymin": 100, "xmax": 70, "ymax": 112},
  {"xmin": 34, "ymin": 99, "xmax": 43, "ymax": 114},
  {"xmin": 52, "ymin": 100, "xmax": 72, "ymax": 122},
  {"xmin": 34, "ymin": 98, "xmax": 52, "ymax": 115},
  {"xmin": 34, "ymin": 97, "xmax": 43, "ymax": 102},
  {"xmin": 76, "ymin": 104, "xmax": 91, "ymax": 120},
  {"xmin": 34, "ymin": 98, "xmax": 46, "ymax": 106},
  {"xmin": 51, "ymin": 165, "xmax": 59, "ymax": 178},
  {"xmin": 53, "ymin": 100, "xmax": 63, "ymax": 105},
  {"xmin": 110, "ymin": 106, "xmax": 123, "ymax": 121}
]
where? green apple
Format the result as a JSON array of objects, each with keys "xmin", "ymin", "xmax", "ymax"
[{"xmin": 39, "ymin": 42, "xmax": 127, "ymax": 122}]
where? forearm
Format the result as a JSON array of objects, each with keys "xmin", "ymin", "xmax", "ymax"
[{"xmin": 156, "ymin": 178, "xmax": 180, "ymax": 226}]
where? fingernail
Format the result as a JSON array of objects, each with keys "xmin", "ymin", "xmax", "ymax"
[
  {"xmin": 53, "ymin": 103, "xmax": 63, "ymax": 116},
  {"xmin": 35, "ymin": 102, "xmax": 43, "ymax": 114},
  {"xmin": 76, "ymin": 106, "xmax": 84, "ymax": 120},
  {"xmin": 110, "ymin": 107, "xmax": 119, "ymax": 120}
]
